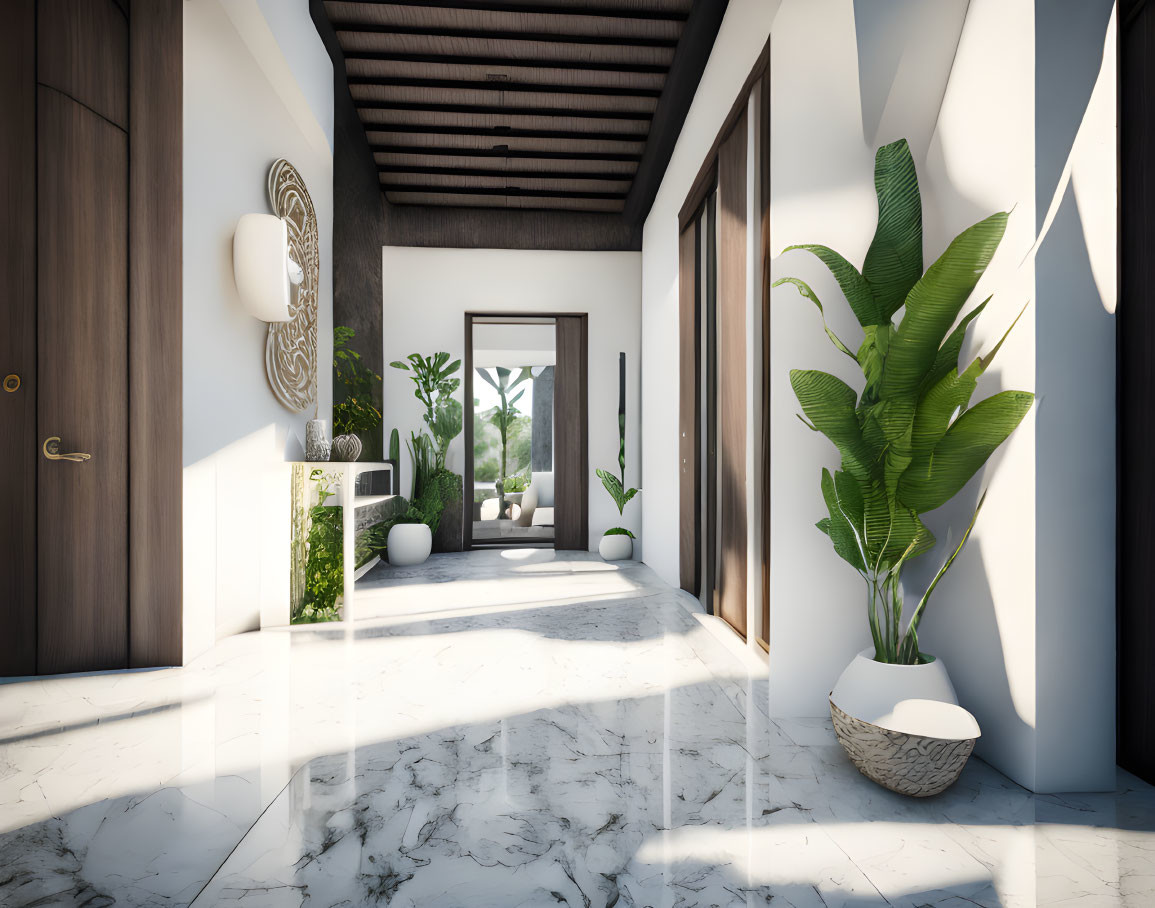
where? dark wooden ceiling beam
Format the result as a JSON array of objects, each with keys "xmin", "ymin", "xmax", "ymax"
[
  {"xmin": 343, "ymin": 50, "xmax": 669, "ymax": 74},
  {"xmin": 333, "ymin": 23, "xmax": 679, "ymax": 48},
  {"xmin": 348, "ymin": 75, "xmax": 662, "ymax": 97},
  {"xmin": 623, "ymin": 0, "xmax": 730, "ymax": 224},
  {"xmin": 330, "ymin": 1, "xmax": 689, "ymax": 23},
  {"xmin": 382, "ymin": 183, "xmax": 627, "ymax": 199},
  {"xmin": 371, "ymin": 143, "xmax": 642, "ymax": 162},
  {"xmin": 378, "ymin": 164, "xmax": 633, "ymax": 180},
  {"xmin": 355, "ymin": 99, "xmax": 653, "ymax": 120},
  {"xmin": 367, "ymin": 123, "xmax": 647, "ymax": 142}
]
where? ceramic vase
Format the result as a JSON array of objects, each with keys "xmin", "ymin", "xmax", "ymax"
[
  {"xmin": 387, "ymin": 523, "xmax": 432, "ymax": 566},
  {"xmin": 331, "ymin": 433, "xmax": 362, "ymax": 462},
  {"xmin": 829, "ymin": 648, "xmax": 981, "ymax": 797},
  {"xmin": 305, "ymin": 419, "xmax": 330, "ymax": 462},
  {"xmin": 599, "ymin": 532, "xmax": 632, "ymax": 561}
]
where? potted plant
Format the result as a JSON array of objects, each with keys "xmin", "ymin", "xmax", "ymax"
[
  {"xmin": 775, "ymin": 139, "xmax": 1033, "ymax": 794},
  {"xmin": 476, "ymin": 366, "xmax": 532, "ymax": 519},
  {"xmin": 597, "ymin": 353, "xmax": 639, "ymax": 560},
  {"xmin": 391, "ymin": 352, "xmax": 464, "ymax": 551},
  {"xmin": 386, "ymin": 505, "xmax": 433, "ymax": 567}
]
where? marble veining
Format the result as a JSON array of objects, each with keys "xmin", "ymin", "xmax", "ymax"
[{"xmin": 1, "ymin": 550, "xmax": 1153, "ymax": 907}]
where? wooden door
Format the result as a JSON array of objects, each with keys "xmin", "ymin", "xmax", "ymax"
[
  {"xmin": 678, "ymin": 221, "xmax": 700, "ymax": 593},
  {"xmin": 554, "ymin": 315, "xmax": 589, "ymax": 550},
  {"xmin": 1119, "ymin": 0, "xmax": 1155, "ymax": 783},
  {"xmin": 716, "ymin": 111, "xmax": 748, "ymax": 638},
  {"xmin": 36, "ymin": 0, "xmax": 130, "ymax": 674}
]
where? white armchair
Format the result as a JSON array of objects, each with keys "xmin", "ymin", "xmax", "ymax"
[{"xmin": 516, "ymin": 471, "xmax": 554, "ymax": 527}]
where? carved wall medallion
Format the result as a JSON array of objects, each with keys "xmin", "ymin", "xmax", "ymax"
[{"xmin": 266, "ymin": 158, "xmax": 318, "ymax": 412}]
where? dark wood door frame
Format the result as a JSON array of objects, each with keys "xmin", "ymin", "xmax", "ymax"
[
  {"xmin": 462, "ymin": 312, "xmax": 589, "ymax": 551},
  {"xmin": 0, "ymin": 0, "xmax": 182, "ymax": 677}
]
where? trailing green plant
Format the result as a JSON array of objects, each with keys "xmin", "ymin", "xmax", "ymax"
[
  {"xmin": 597, "ymin": 352, "xmax": 639, "ymax": 538},
  {"xmin": 476, "ymin": 366, "xmax": 532, "ymax": 519},
  {"xmin": 775, "ymin": 138, "xmax": 1034, "ymax": 665},
  {"xmin": 390, "ymin": 352, "xmax": 462, "ymax": 470},
  {"xmin": 294, "ymin": 470, "xmax": 343, "ymax": 624},
  {"xmin": 333, "ymin": 326, "xmax": 382, "ymax": 441}
]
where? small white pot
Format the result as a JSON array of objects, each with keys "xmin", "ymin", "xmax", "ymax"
[
  {"xmin": 599, "ymin": 532, "xmax": 632, "ymax": 561},
  {"xmin": 387, "ymin": 523, "xmax": 431, "ymax": 566}
]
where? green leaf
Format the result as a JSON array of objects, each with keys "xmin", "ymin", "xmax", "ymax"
[
  {"xmin": 819, "ymin": 468, "xmax": 867, "ymax": 573},
  {"xmin": 389, "ymin": 360, "xmax": 410, "ymax": 371},
  {"xmin": 863, "ymin": 139, "xmax": 923, "ymax": 319},
  {"xmin": 881, "ymin": 212, "xmax": 1009, "ymax": 399},
  {"xmin": 789, "ymin": 370, "xmax": 877, "ymax": 484},
  {"xmin": 922, "ymin": 297, "xmax": 990, "ymax": 394},
  {"xmin": 773, "ymin": 277, "xmax": 857, "ymax": 360},
  {"xmin": 605, "ymin": 527, "xmax": 636, "ymax": 538},
  {"xmin": 899, "ymin": 390, "xmax": 1034, "ymax": 513},
  {"xmin": 781, "ymin": 244, "xmax": 882, "ymax": 327}
]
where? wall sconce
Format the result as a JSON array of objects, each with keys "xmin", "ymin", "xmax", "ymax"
[{"xmin": 233, "ymin": 213, "xmax": 303, "ymax": 322}]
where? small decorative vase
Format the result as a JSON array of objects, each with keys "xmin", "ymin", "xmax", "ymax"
[
  {"xmin": 599, "ymin": 532, "xmax": 632, "ymax": 561},
  {"xmin": 829, "ymin": 648, "xmax": 981, "ymax": 797},
  {"xmin": 387, "ymin": 523, "xmax": 432, "ymax": 566},
  {"xmin": 331, "ymin": 433, "xmax": 362, "ymax": 462},
  {"xmin": 305, "ymin": 419, "xmax": 330, "ymax": 462}
]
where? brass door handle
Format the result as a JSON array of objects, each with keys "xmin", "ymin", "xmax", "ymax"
[{"xmin": 43, "ymin": 437, "xmax": 91, "ymax": 462}]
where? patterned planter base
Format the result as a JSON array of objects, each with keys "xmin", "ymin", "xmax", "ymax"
[{"xmin": 829, "ymin": 699, "xmax": 976, "ymax": 797}]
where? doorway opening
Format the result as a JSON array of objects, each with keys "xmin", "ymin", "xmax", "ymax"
[
  {"xmin": 471, "ymin": 318, "xmax": 556, "ymax": 547},
  {"xmin": 463, "ymin": 313, "xmax": 588, "ymax": 551}
]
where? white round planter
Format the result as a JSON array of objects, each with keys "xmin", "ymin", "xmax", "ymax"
[
  {"xmin": 830, "ymin": 648, "xmax": 981, "ymax": 797},
  {"xmin": 387, "ymin": 523, "xmax": 431, "ymax": 566},
  {"xmin": 599, "ymin": 533, "xmax": 632, "ymax": 561},
  {"xmin": 831, "ymin": 648, "xmax": 959, "ymax": 724}
]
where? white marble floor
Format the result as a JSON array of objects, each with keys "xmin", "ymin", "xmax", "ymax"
[{"xmin": 1, "ymin": 550, "xmax": 1153, "ymax": 907}]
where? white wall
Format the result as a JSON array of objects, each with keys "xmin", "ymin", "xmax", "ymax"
[
  {"xmin": 381, "ymin": 248, "xmax": 642, "ymax": 550},
  {"xmin": 641, "ymin": 0, "xmax": 1117, "ymax": 791},
  {"xmin": 183, "ymin": 0, "xmax": 333, "ymax": 661}
]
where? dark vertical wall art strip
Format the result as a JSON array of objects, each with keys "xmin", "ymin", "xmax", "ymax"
[
  {"xmin": 310, "ymin": 1, "xmax": 386, "ymax": 457},
  {"xmin": 1119, "ymin": 0, "xmax": 1155, "ymax": 784}
]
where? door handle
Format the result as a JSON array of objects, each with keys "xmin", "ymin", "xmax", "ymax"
[{"xmin": 43, "ymin": 436, "xmax": 91, "ymax": 462}]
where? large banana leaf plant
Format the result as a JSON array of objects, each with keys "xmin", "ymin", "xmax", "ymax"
[{"xmin": 776, "ymin": 138, "xmax": 1034, "ymax": 665}]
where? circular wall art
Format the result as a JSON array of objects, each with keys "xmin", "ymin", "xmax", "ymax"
[{"xmin": 265, "ymin": 158, "xmax": 318, "ymax": 412}]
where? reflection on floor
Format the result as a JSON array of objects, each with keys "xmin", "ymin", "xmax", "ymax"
[{"xmin": 1, "ymin": 550, "xmax": 1153, "ymax": 906}]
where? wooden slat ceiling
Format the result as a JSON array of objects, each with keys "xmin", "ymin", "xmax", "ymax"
[{"xmin": 322, "ymin": 0, "xmax": 697, "ymax": 213}]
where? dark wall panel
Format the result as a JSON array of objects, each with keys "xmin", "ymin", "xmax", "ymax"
[
  {"xmin": 1119, "ymin": 0, "xmax": 1155, "ymax": 783},
  {"xmin": 312, "ymin": 0, "xmax": 388, "ymax": 458},
  {"xmin": 555, "ymin": 314, "xmax": 589, "ymax": 550},
  {"xmin": 0, "ymin": 0, "xmax": 37, "ymax": 677},
  {"xmin": 129, "ymin": 0, "xmax": 183, "ymax": 668}
]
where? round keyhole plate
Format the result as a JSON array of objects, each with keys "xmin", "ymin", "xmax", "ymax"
[{"xmin": 3, "ymin": 374, "xmax": 20, "ymax": 393}]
